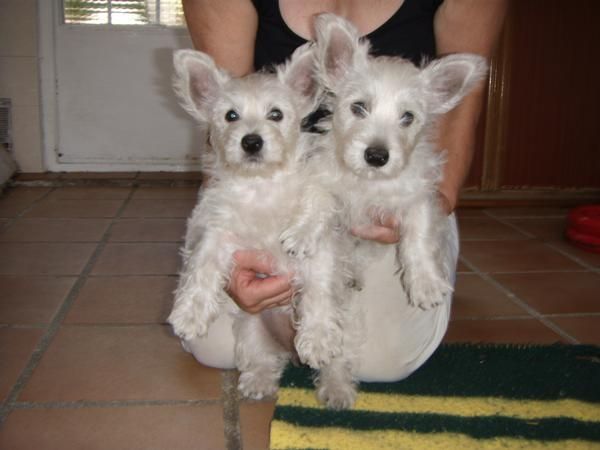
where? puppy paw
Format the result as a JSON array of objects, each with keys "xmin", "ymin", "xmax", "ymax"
[
  {"xmin": 295, "ymin": 325, "xmax": 342, "ymax": 369},
  {"xmin": 279, "ymin": 225, "xmax": 318, "ymax": 258},
  {"xmin": 405, "ymin": 273, "xmax": 453, "ymax": 310},
  {"xmin": 167, "ymin": 301, "xmax": 210, "ymax": 341},
  {"xmin": 317, "ymin": 381, "xmax": 357, "ymax": 410},
  {"xmin": 237, "ymin": 371, "xmax": 279, "ymax": 400}
]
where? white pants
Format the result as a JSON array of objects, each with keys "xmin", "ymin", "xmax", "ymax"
[{"xmin": 183, "ymin": 214, "xmax": 458, "ymax": 383}]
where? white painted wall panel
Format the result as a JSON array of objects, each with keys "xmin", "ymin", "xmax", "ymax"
[{"xmin": 49, "ymin": 22, "xmax": 201, "ymax": 171}]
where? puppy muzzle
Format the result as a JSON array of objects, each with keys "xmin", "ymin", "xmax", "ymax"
[
  {"xmin": 364, "ymin": 146, "xmax": 389, "ymax": 167},
  {"xmin": 241, "ymin": 133, "xmax": 264, "ymax": 155}
]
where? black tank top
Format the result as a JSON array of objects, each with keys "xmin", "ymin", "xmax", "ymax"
[{"xmin": 252, "ymin": 0, "xmax": 444, "ymax": 70}]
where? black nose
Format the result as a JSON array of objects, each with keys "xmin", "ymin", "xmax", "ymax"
[
  {"xmin": 364, "ymin": 146, "xmax": 389, "ymax": 167},
  {"xmin": 241, "ymin": 134, "xmax": 263, "ymax": 154}
]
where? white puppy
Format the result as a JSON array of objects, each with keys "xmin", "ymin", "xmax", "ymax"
[
  {"xmin": 313, "ymin": 14, "xmax": 488, "ymax": 309},
  {"xmin": 167, "ymin": 44, "xmax": 357, "ymax": 407}
]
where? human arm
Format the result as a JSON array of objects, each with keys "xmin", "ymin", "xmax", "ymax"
[
  {"xmin": 181, "ymin": 0, "xmax": 258, "ymax": 76},
  {"xmin": 433, "ymin": 0, "xmax": 508, "ymax": 213}
]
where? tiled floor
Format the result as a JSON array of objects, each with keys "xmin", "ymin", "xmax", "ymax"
[{"xmin": 0, "ymin": 182, "xmax": 599, "ymax": 449}]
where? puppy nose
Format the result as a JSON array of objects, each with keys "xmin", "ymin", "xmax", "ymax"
[
  {"xmin": 364, "ymin": 146, "xmax": 389, "ymax": 167},
  {"xmin": 241, "ymin": 134, "xmax": 263, "ymax": 154}
]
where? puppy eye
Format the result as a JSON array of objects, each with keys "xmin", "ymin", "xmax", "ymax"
[
  {"xmin": 350, "ymin": 101, "xmax": 368, "ymax": 118},
  {"xmin": 225, "ymin": 110, "xmax": 240, "ymax": 122},
  {"xmin": 267, "ymin": 108, "xmax": 283, "ymax": 122},
  {"xmin": 400, "ymin": 111, "xmax": 415, "ymax": 127}
]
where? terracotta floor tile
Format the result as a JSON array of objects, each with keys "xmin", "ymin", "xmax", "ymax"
[
  {"xmin": 455, "ymin": 208, "xmax": 489, "ymax": 218},
  {"xmin": 91, "ymin": 243, "xmax": 180, "ymax": 275},
  {"xmin": 492, "ymin": 272, "xmax": 600, "ymax": 314},
  {"xmin": 23, "ymin": 198, "xmax": 124, "ymax": 218},
  {"xmin": 460, "ymin": 240, "xmax": 584, "ymax": 273},
  {"xmin": 121, "ymin": 198, "xmax": 195, "ymax": 218},
  {"xmin": 550, "ymin": 240, "xmax": 600, "ymax": 268},
  {"xmin": 451, "ymin": 274, "xmax": 527, "ymax": 319},
  {"xmin": 487, "ymin": 207, "xmax": 569, "ymax": 218},
  {"xmin": 458, "ymin": 216, "xmax": 529, "ymax": 241},
  {"xmin": 65, "ymin": 276, "xmax": 176, "ymax": 324},
  {"xmin": 0, "ymin": 218, "xmax": 110, "ymax": 242},
  {"xmin": 456, "ymin": 259, "xmax": 472, "ymax": 273},
  {"xmin": 0, "ymin": 243, "xmax": 96, "ymax": 275},
  {"xmin": 0, "ymin": 276, "xmax": 75, "ymax": 324},
  {"xmin": 501, "ymin": 217, "xmax": 566, "ymax": 241},
  {"xmin": 548, "ymin": 316, "xmax": 600, "ymax": 344},
  {"xmin": 46, "ymin": 186, "xmax": 132, "ymax": 200},
  {"xmin": 0, "ymin": 187, "xmax": 51, "ymax": 202},
  {"xmin": 240, "ymin": 400, "xmax": 276, "ymax": 450},
  {"xmin": 19, "ymin": 326, "xmax": 222, "ymax": 402},
  {"xmin": 132, "ymin": 186, "xmax": 200, "ymax": 199},
  {"xmin": 0, "ymin": 404, "xmax": 225, "ymax": 450},
  {"xmin": 109, "ymin": 219, "xmax": 186, "ymax": 242},
  {"xmin": 444, "ymin": 319, "xmax": 564, "ymax": 344},
  {"xmin": 0, "ymin": 188, "xmax": 51, "ymax": 218},
  {"xmin": 0, "ymin": 328, "xmax": 44, "ymax": 401}
]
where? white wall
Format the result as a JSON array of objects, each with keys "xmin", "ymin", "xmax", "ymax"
[{"xmin": 0, "ymin": 0, "xmax": 44, "ymax": 172}]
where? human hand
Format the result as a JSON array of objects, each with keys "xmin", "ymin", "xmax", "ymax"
[
  {"xmin": 226, "ymin": 250, "xmax": 294, "ymax": 314},
  {"xmin": 350, "ymin": 191, "xmax": 454, "ymax": 244}
]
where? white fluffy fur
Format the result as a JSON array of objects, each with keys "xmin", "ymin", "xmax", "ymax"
[
  {"xmin": 167, "ymin": 43, "xmax": 359, "ymax": 408},
  {"xmin": 313, "ymin": 13, "xmax": 488, "ymax": 309}
]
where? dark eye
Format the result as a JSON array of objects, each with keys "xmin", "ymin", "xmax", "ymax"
[
  {"xmin": 267, "ymin": 108, "xmax": 283, "ymax": 122},
  {"xmin": 400, "ymin": 111, "xmax": 414, "ymax": 127},
  {"xmin": 225, "ymin": 110, "xmax": 239, "ymax": 122},
  {"xmin": 350, "ymin": 101, "xmax": 368, "ymax": 118}
]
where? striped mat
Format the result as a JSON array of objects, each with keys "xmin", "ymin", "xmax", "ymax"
[{"xmin": 270, "ymin": 344, "xmax": 600, "ymax": 449}]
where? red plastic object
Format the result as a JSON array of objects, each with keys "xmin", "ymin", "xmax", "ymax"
[{"xmin": 566, "ymin": 205, "xmax": 600, "ymax": 254}]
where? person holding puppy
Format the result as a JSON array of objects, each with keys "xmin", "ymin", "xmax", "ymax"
[{"xmin": 180, "ymin": 0, "xmax": 507, "ymax": 381}]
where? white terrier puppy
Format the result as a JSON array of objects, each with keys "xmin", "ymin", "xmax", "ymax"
[
  {"xmin": 167, "ymin": 44, "xmax": 357, "ymax": 407},
  {"xmin": 313, "ymin": 14, "xmax": 488, "ymax": 309}
]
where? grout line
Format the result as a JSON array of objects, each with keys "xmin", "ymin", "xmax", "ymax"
[
  {"xmin": 221, "ymin": 370, "xmax": 242, "ymax": 450},
  {"xmin": 543, "ymin": 242, "xmax": 600, "ymax": 273},
  {"xmin": 0, "ymin": 188, "xmax": 56, "ymax": 233},
  {"xmin": 0, "ymin": 188, "xmax": 137, "ymax": 425},
  {"xmin": 543, "ymin": 312, "xmax": 600, "ymax": 318},
  {"xmin": 457, "ymin": 255, "xmax": 580, "ymax": 344},
  {"xmin": 451, "ymin": 315, "xmax": 534, "ymax": 321},
  {"xmin": 483, "ymin": 209, "xmax": 567, "ymax": 220},
  {"xmin": 481, "ymin": 210, "xmax": 538, "ymax": 238},
  {"xmin": 488, "ymin": 211, "xmax": 599, "ymax": 274},
  {"xmin": 12, "ymin": 399, "xmax": 220, "ymax": 410},
  {"xmin": 459, "ymin": 269, "xmax": 589, "ymax": 275},
  {"xmin": 0, "ymin": 324, "xmax": 50, "ymax": 330}
]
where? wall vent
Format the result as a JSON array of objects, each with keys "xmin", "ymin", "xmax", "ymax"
[{"xmin": 0, "ymin": 98, "xmax": 12, "ymax": 150}]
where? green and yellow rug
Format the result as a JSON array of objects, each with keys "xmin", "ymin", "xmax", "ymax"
[{"xmin": 270, "ymin": 344, "xmax": 600, "ymax": 449}]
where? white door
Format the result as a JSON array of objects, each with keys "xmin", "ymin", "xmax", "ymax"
[{"xmin": 39, "ymin": 0, "xmax": 201, "ymax": 172}]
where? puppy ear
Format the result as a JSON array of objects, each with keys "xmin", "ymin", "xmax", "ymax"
[
  {"xmin": 313, "ymin": 13, "xmax": 369, "ymax": 91},
  {"xmin": 173, "ymin": 49, "xmax": 230, "ymax": 122},
  {"xmin": 421, "ymin": 53, "xmax": 489, "ymax": 114},
  {"xmin": 278, "ymin": 42, "xmax": 317, "ymax": 99}
]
